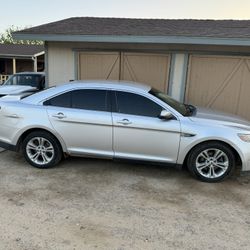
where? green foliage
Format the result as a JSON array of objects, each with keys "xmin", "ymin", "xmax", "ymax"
[{"xmin": 0, "ymin": 26, "xmax": 43, "ymax": 45}]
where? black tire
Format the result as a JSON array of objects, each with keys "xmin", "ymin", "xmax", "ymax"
[
  {"xmin": 22, "ymin": 131, "xmax": 62, "ymax": 168},
  {"xmin": 187, "ymin": 142, "xmax": 235, "ymax": 182}
]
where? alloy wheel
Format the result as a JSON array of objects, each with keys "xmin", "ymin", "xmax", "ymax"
[
  {"xmin": 195, "ymin": 148, "xmax": 229, "ymax": 179},
  {"xmin": 26, "ymin": 137, "xmax": 55, "ymax": 166}
]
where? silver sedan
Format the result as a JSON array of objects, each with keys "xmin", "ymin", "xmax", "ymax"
[{"xmin": 0, "ymin": 81, "xmax": 250, "ymax": 182}]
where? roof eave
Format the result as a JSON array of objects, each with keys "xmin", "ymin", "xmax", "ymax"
[
  {"xmin": 0, "ymin": 54, "xmax": 35, "ymax": 58},
  {"xmin": 0, "ymin": 51, "xmax": 45, "ymax": 58},
  {"xmin": 33, "ymin": 51, "xmax": 45, "ymax": 57},
  {"xmin": 13, "ymin": 33, "xmax": 250, "ymax": 46}
]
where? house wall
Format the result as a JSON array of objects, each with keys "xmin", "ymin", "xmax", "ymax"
[
  {"xmin": 46, "ymin": 41, "xmax": 198, "ymax": 98},
  {"xmin": 46, "ymin": 42, "xmax": 250, "ymax": 119},
  {"xmin": 46, "ymin": 41, "xmax": 250, "ymax": 103},
  {"xmin": 168, "ymin": 54, "xmax": 188, "ymax": 101},
  {"xmin": 47, "ymin": 42, "xmax": 75, "ymax": 85}
]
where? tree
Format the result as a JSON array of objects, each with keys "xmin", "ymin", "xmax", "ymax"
[{"xmin": 0, "ymin": 26, "xmax": 43, "ymax": 45}]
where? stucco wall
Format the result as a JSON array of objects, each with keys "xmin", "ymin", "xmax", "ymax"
[
  {"xmin": 47, "ymin": 42, "xmax": 75, "ymax": 85},
  {"xmin": 46, "ymin": 41, "xmax": 190, "ymax": 89},
  {"xmin": 47, "ymin": 41, "xmax": 250, "ymax": 86}
]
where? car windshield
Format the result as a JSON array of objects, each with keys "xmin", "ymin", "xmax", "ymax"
[
  {"xmin": 3, "ymin": 74, "xmax": 43, "ymax": 88},
  {"xmin": 149, "ymin": 88, "xmax": 196, "ymax": 116}
]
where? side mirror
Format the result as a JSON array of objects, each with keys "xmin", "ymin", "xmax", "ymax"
[{"xmin": 159, "ymin": 110, "xmax": 173, "ymax": 120}]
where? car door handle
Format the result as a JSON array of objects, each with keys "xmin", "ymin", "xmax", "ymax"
[
  {"xmin": 5, "ymin": 114, "xmax": 19, "ymax": 119},
  {"xmin": 117, "ymin": 119, "xmax": 132, "ymax": 125},
  {"xmin": 52, "ymin": 112, "xmax": 66, "ymax": 119}
]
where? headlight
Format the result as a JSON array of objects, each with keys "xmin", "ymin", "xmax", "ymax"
[{"xmin": 238, "ymin": 133, "xmax": 250, "ymax": 142}]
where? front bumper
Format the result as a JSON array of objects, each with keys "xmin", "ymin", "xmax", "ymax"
[{"xmin": 235, "ymin": 141, "xmax": 250, "ymax": 172}]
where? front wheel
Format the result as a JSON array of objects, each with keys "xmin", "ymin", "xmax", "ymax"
[
  {"xmin": 22, "ymin": 131, "xmax": 62, "ymax": 168},
  {"xmin": 187, "ymin": 142, "xmax": 235, "ymax": 182}
]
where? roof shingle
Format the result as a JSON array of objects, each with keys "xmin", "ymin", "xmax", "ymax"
[
  {"xmin": 15, "ymin": 17, "xmax": 250, "ymax": 39},
  {"xmin": 0, "ymin": 44, "xmax": 44, "ymax": 57}
]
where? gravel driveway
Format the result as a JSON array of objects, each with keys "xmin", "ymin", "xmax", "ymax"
[{"xmin": 0, "ymin": 151, "xmax": 250, "ymax": 250}]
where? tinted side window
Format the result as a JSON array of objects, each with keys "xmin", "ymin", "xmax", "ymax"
[
  {"xmin": 71, "ymin": 90, "xmax": 107, "ymax": 111},
  {"xmin": 115, "ymin": 91, "xmax": 163, "ymax": 117},
  {"xmin": 43, "ymin": 92, "xmax": 71, "ymax": 108}
]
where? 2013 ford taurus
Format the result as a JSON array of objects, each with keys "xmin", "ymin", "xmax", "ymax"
[{"xmin": 0, "ymin": 81, "xmax": 250, "ymax": 182}]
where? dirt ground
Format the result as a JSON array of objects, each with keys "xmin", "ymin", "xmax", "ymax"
[{"xmin": 0, "ymin": 150, "xmax": 249, "ymax": 250}]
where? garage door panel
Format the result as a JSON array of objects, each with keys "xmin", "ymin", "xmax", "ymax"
[
  {"xmin": 211, "ymin": 69, "xmax": 242, "ymax": 114},
  {"xmin": 122, "ymin": 53, "xmax": 170, "ymax": 92},
  {"xmin": 186, "ymin": 55, "xmax": 250, "ymax": 121},
  {"xmin": 79, "ymin": 52, "xmax": 120, "ymax": 80},
  {"xmin": 186, "ymin": 55, "xmax": 242, "ymax": 106}
]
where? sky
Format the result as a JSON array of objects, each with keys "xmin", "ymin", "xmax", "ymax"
[{"xmin": 1, "ymin": 0, "xmax": 250, "ymax": 32}]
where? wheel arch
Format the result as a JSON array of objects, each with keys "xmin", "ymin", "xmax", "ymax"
[
  {"xmin": 16, "ymin": 128, "xmax": 67, "ymax": 154},
  {"xmin": 182, "ymin": 140, "xmax": 242, "ymax": 170}
]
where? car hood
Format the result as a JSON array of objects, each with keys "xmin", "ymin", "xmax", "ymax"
[
  {"xmin": 0, "ymin": 85, "xmax": 37, "ymax": 95},
  {"xmin": 190, "ymin": 107, "xmax": 250, "ymax": 129}
]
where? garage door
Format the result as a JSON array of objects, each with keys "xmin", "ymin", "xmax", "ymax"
[
  {"xmin": 79, "ymin": 52, "xmax": 170, "ymax": 92},
  {"xmin": 79, "ymin": 52, "xmax": 120, "ymax": 80},
  {"xmin": 186, "ymin": 55, "xmax": 250, "ymax": 120}
]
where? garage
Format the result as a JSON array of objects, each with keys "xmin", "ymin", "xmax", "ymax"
[
  {"xmin": 13, "ymin": 17, "xmax": 250, "ymax": 120},
  {"xmin": 79, "ymin": 52, "xmax": 170, "ymax": 92},
  {"xmin": 186, "ymin": 55, "xmax": 250, "ymax": 120}
]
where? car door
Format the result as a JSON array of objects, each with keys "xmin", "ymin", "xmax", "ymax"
[
  {"xmin": 45, "ymin": 88, "xmax": 113, "ymax": 157},
  {"xmin": 112, "ymin": 91, "xmax": 181, "ymax": 163}
]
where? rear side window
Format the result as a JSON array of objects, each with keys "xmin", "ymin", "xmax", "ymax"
[
  {"xmin": 44, "ymin": 89, "xmax": 108, "ymax": 111},
  {"xmin": 115, "ymin": 91, "xmax": 163, "ymax": 117},
  {"xmin": 43, "ymin": 91, "xmax": 71, "ymax": 108}
]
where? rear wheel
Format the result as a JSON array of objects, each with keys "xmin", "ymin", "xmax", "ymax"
[
  {"xmin": 22, "ymin": 131, "xmax": 62, "ymax": 168},
  {"xmin": 187, "ymin": 142, "xmax": 235, "ymax": 182}
]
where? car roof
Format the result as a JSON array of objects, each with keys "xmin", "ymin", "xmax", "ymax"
[{"xmin": 59, "ymin": 80, "xmax": 151, "ymax": 92}]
